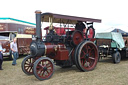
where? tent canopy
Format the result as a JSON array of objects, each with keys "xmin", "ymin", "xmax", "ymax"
[
  {"xmin": 95, "ymin": 32, "xmax": 125, "ymax": 49},
  {"xmin": 111, "ymin": 28, "xmax": 128, "ymax": 37}
]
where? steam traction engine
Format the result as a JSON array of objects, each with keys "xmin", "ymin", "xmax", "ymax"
[{"xmin": 21, "ymin": 11, "xmax": 101, "ymax": 80}]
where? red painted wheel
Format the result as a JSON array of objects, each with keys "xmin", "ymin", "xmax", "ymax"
[
  {"xmin": 75, "ymin": 41, "xmax": 98, "ymax": 71},
  {"xmin": 21, "ymin": 55, "xmax": 35, "ymax": 75},
  {"xmin": 71, "ymin": 30, "xmax": 84, "ymax": 46},
  {"xmin": 33, "ymin": 57, "xmax": 54, "ymax": 81}
]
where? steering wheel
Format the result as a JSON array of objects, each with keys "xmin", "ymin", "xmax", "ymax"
[{"xmin": 85, "ymin": 26, "xmax": 95, "ymax": 39}]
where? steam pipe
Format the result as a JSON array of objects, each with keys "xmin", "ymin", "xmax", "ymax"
[{"xmin": 35, "ymin": 10, "xmax": 42, "ymax": 41}]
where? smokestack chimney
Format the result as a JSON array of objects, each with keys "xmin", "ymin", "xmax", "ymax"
[{"xmin": 35, "ymin": 10, "xmax": 42, "ymax": 41}]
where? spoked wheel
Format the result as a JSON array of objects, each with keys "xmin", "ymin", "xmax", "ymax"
[
  {"xmin": 75, "ymin": 41, "xmax": 98, "ymax": 71},
  {"xmin": 21, "ymin": 55, "xmax": 35, "ymax": 75},
  {"xmin": 33, "ymin": 57, "xmax": 54, "ymax": 81}
]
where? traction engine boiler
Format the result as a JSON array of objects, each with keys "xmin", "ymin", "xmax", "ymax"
[{"xmin": 21, "ymin": 10, "xmax": 101, "ymax": 80}]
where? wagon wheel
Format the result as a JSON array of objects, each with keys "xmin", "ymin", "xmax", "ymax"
[
  {"xmin": 112, "ymin": 51, "xmax": 121, "ymax": 64},
  {"xmin": 33, "ymin": 57, "xmax": 54, "ymax": 81},
  {"xmin": 75, "ymin": 41, "xmax": 98, "ymax": 71},
  {"xmin": 21, "ymin": 55, "xmax": 35, "ymax": 75},
  {"xmin": 71, "ymin": 30, "xmax": 84, "ymax": 46}
]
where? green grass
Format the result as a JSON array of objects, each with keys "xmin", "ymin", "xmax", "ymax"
[{"xmin": 0, "ymin": 56, "xmax": 128, "ymax": 85}]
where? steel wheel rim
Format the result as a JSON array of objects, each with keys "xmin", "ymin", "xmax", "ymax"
[
  {"xmin": 24, "ymin": 57, "xmax": 34, "ymax": 74},
  {"xmin": 75, "ymin": 41, "xmax": 98, "ymax": 71},
  {"xmin": 22, "ymin": 55, "xmax": 34, "ymax": 75},
  {"xmin": 78, "ymin": 42, "xmax": 98, "ymax": 70},
  {"xmin": 34, "ymin": 57, "xmax": 54, "ymax": 80}
]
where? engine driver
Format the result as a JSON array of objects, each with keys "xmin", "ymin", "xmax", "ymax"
[{"xmin": 75, "ymin": 21, "xmax": 86, "ymax": 33}]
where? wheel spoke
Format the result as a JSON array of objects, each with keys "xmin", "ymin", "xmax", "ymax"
[
  {"xmin": 85, "ymin": 45, "xmax": 88, "ymax": 53},
  {"xmin": 82, "ymin": 59, "xmax": 86, "ymax": 66},
  {"xmin": 25, "ymin": 63, "xmax": 30, "ymax": 66},
  {"xmin": 28, "ymin": 66, "xmax": 32, "ymax": 72},
  {"xmin": 44, "ymin": 61, "xmax": 47, "ymax": 67},
  {"xmin": 46, "ymin": 70, "xmax": 49, "ymax": 75},
  {"xmin": 38, "ymin": 69, "xmax": 43, "ymax": 75},
  {"xmin": 89, "ymin": 56, "xmax": 95, "ymax": 65},
  {"xmin": 24, "ymin": 65, "xmax": 30, "ymax": 68},
  {"xmin": 36, "ymin": 65, "xmax": 41, "ymax": 69},
  {"xmin": 29, "ymin": 58, "xmax": 31, "ymax": 63},
  {"xmin": 29, "ymin": 66, "xmax": 33, "ymax": 72},
  {"xmin": 41, "ymin": 71, "xmax": 45, "ymax": 77},
  {"xmin": 82, "ymin": 50, "xmax": 86, "ymax": 55},
  {"xmin": 89, "ymin": 57, "xmax": 95, "ymax": 60},
  {"xmin": 41, "ymin": 61, "xmax": 45, "ymax": 66},
  {"xmin": 47, "ymin": 69, "xmax": 51, "ymax": 73},
  {"xmin": 80, "ymin": 55, "xmax": 85, "ymax": 59},
  {"xmin": 38, "ymin": 62, "xmax": 44, "ymax": 68},
  {"xmin": 81, "ymin": 59, "xmax": 84, "ymax": 65},
  {"xmin": 26, "ymin": 60, "xmax": 30, "ymax": 64},
  {"xmin": 48, "ymin": 67, "xmax": 53, "ymax": 72},
  {"xmin": 26, "ymin": 67, "xmax": 30, "ymax": 71},
  {"xmin": 81, "ymin": 50, "xmax": 86, "ymax": 59},
  {"xmin": 43, "ymin": 71, "xmax": 47, "ymax": 77},
  {"xmin": 89, "ymin": 48, "xmax": 94, "ymax": 54},
  {"xmin": 47, "ymin": 64, "xmax": 52, "ymax": 68}
]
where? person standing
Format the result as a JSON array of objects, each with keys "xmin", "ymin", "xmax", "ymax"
[
  {"xmin": 0, "ymin": 42, "xmax": 3, "ymax": 70},
  {"xmin": 10, "ymin": 38, "xmax": 19, "ymax": 66}
]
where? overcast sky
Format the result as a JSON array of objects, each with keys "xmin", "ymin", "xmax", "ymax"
[{"xmin": 0, "ymin": 0, "xmax": 128, "ymax": 33}]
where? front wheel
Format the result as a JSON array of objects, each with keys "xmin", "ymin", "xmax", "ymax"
[
  {"xmin": 112, "ymin": 51, "xmax": 121, "ymax": 64},
  {"xmin": 33, "ymin": 57, "xmax": 55, "ymax": 81}
]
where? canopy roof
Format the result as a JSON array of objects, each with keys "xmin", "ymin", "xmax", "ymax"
[{"xmin": 41, "ymin": 12, "xmax": 101, "ymax": 24}]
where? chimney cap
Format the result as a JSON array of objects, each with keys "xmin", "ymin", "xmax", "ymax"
[{"xmin": 35, "ymin": 10, "xmax": 42, "ymax": 14}]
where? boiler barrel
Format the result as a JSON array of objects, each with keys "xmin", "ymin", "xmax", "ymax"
[
  {"xmin": 45, "ymin": 43, "xmax": 66, "ymax": 55},
  {"xmin": 30, "ymin": 42, "xmax": 66, "ymax": 57}
]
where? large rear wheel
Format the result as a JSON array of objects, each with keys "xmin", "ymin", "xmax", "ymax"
[
  {"xmin": 33, "ymin": 57, "xmax": 54, "ymax": 81},
  {"xmin": 75, "ymin": 41, "xmax": 98, "ymax": 71}
]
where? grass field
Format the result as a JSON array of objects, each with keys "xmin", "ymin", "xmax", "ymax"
[{"xmin": 0, "ymin": 56, "xmax": 128, "ymax": 85}]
